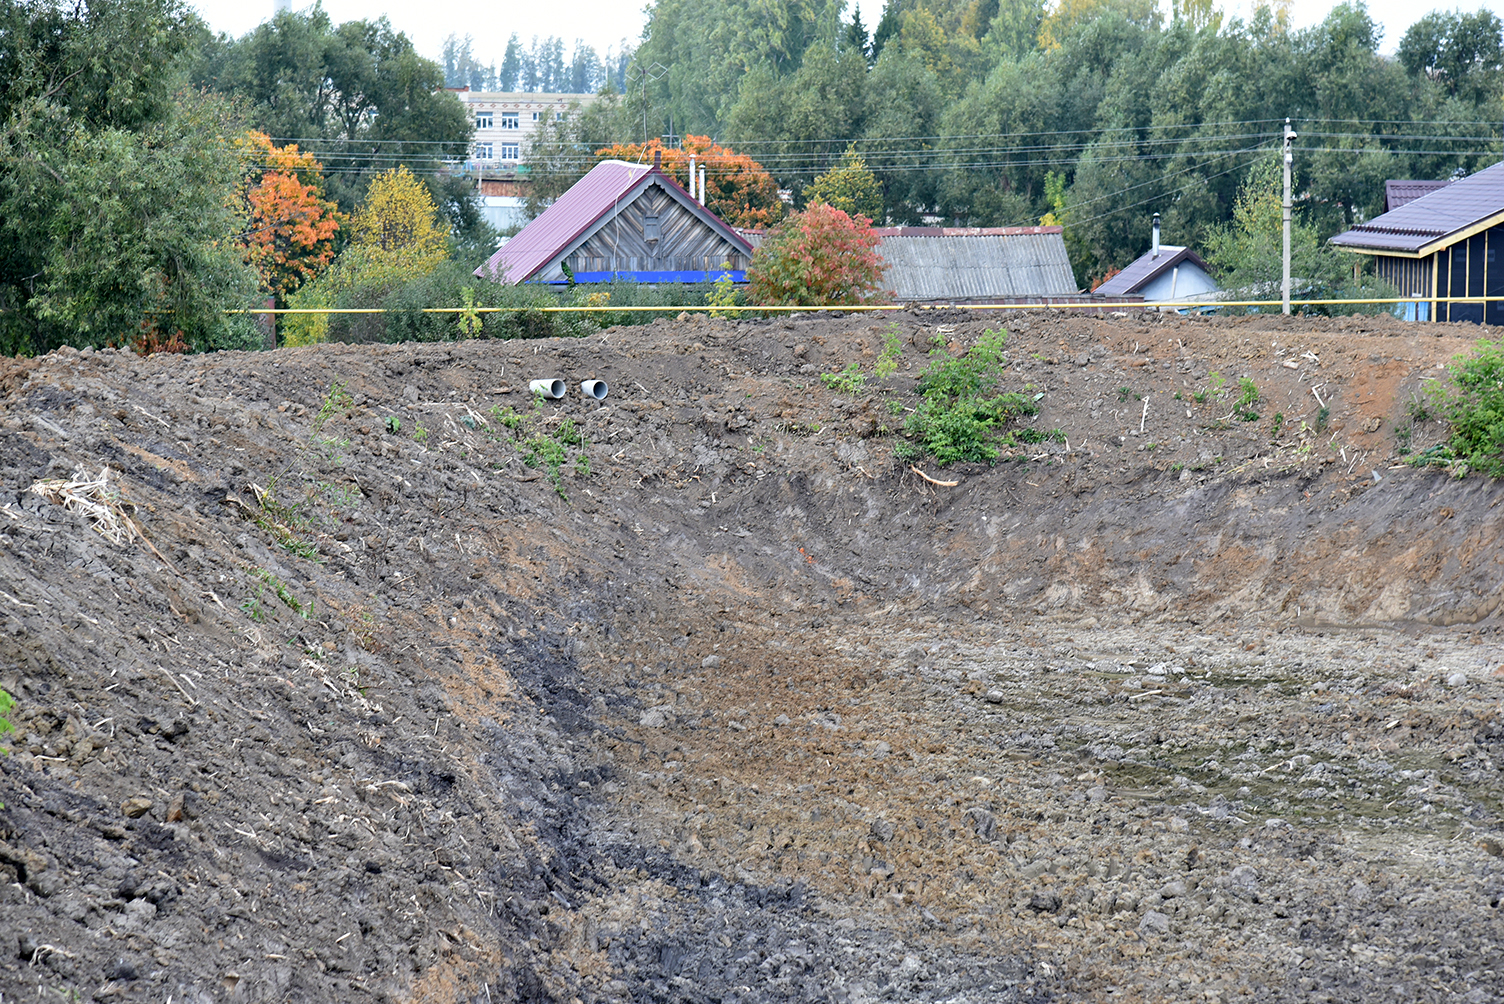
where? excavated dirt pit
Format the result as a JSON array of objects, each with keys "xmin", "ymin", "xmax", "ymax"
[{"xmin": 1, "ymin": 308, "xmax": 1502, "ymax": 1003}]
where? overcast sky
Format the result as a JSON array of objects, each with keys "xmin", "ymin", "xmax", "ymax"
[{"xmin": 189, "ymin": 1, "xmax": 1503, "ymax": 71}]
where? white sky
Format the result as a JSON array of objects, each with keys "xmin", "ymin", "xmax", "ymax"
[{"xmin": 189, "ymin": 1, "xmax": 1503, "ymax": 70}]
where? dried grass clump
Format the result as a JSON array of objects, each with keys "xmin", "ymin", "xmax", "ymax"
[{"xmin": 28, "ymin": 465, "xmax": 130, "ymax": 544}]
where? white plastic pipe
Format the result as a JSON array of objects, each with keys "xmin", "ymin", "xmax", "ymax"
[
  {"xmin": 529, "ymin": 378, "xmax": 566, "ymax": 399},
  {"xmin": 580, "ymin": 379, "xmax": 609, "ymax": 400}
]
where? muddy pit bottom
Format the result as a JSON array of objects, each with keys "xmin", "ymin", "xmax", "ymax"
[{"xmin": 587, "ymin": 617, "xmax": 1504, "ymax": 1003}]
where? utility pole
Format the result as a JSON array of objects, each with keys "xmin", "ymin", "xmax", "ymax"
[{"xmin": 1282, "ymin": 118, "xmax": 1295, "ymax": 316}]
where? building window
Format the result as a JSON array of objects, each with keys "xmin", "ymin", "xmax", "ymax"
[
  {"xmin": 501, "ymin": 143, "xmax": 519, "ymax": 161},
  {"xmin": 475, "ymin": 142, "xmax": 493, "ymax": 160},
  {"xmin": 501, "ymin": 112, "xmax": 519, "ymax": 129},
  {"xmin": 475, "ymin": 112, "xmax": 493, "ymax": 129},
  {"xmin": 556, "ymin": 111, "xmax": 566, "ymax": 121},
  {"xmin": 643, "ymin": 215, "xmax": 660, "ymax": 241},
  {"xmin": 532, "ymin": 111, "xmax": 541, "ymax": 122}
]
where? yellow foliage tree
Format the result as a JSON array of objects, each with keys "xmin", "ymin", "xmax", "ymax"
[
  {"xmin": 805, "ymin": 147, "xmax": 885, "ymax": 222},
  {"xmin": 348, "ymin": 166, "xmax": 448, "ymax": 262},
  {"xmin": 282, "ymin": 167, "xmax": 448, "ymax": 347},
  {"xmin": 1172, "ymin": 0, "xmax": 1221, "ymax": 32},
  {"xmin": 1039, "ymin": 0, "xmax": 1157, "ymax": 50}
]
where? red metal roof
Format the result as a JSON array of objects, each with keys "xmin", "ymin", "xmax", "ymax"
[
  {"xmin": 475, "ymin": 159, "xmax": 754, "ymax": 283},
  {"xmin": 476, "ymin": 160, "xmax": 650, "ymax": 283}
]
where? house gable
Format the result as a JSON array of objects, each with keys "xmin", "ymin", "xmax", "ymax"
[
  {"xmin": 534, "ymin": 179, "xmax": 753, "ymax": 283},
  {"xmin": 477, "ymin": 160, "xmax": 754, "ymax": 285}
]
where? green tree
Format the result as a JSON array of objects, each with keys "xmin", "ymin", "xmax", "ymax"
[
  {"xmin": 196, "ymin": 7, "xmax": 472, "ymax": 212},
  {"xmin": 805, "ymin": 146, "xmax": 885, "ymax": 221},
  {"xmin": 861, "ymin": 49, "xmax": 944, "ymax": 223},
  {"xmin": 1399, "ymin": 8, "xmax": 1504, "ymax": 103},
  {"xmin": 726, "ymin": 42, "xmax": 868, "ymax": 193},
  {"xmin": 982, "ymin": 0, "xmax": 1046, "ymax": 59},
  {"xmin": 633, "ymin": 0, "xmax": 846, "ymax": 137},
  {"xmin": 0, "ymin": 0, "xmax": 262, "ymax": 355},
  {"xmin": 1203, "ymin": 156, "xmax": 1389, "ymax": 313}
]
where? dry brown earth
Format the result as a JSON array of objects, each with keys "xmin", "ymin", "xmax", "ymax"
[{"xmin": 1, "ymin": 308, "xmax": 1502, "ymax": 1003}]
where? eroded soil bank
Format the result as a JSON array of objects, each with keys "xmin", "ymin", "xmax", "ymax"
[{"xmin": 1, "ymin": 309, "xmax": 1501, "ymax": 1003}]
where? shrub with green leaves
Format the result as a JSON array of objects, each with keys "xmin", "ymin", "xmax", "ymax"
[
  {"xmin": 821, "ymin": 363, "xmax": 866, "ymax": 394},
  {"xmin": 902, "ymin": 329, "xmax": 1039, "ymax": 465},
  {"xmin": 1427, "ymin": 338, "xmax": 1504, "ymax": 476},
  {"xmin": 0, "ymin": 687, "xmax": 15, "ymax": 751}
]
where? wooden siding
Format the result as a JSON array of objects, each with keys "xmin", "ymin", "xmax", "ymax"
[
  {"xmin": 1373, "ymin": 255, "xmax": 1433, "ymax": 298},
  {"xmin": 1366, "ymin": 223, "xmax": 1504, "ymax": 325},
  {"xmin": 1432, "ymin": 224, "xmax": 1504, "ymax": 325},
  {"xmin": 535, "ymin": 182, "xmax": 749, "ymax": 281}
]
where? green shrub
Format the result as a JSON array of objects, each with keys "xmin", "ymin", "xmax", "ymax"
[
  {"xmin": 289, "ymin": 258, "xmax": 728, "ymax": 347},
  {"xmin": 903, "ymin": 329, "xmax": 1039, "ymax": 466},
  {"xmin": 1235, "ymin": 377, "xmax": 1260, "ymax": 421},
  {"xmin": 0, "ymin": 688, "xmax": 14, "ymax": 751},
  {"xmin": 1428, "ymin": 339, "xmax": 1504, "ymax": 476},
  {"xmin": 874, "ymin": 324, "xmax": 904, "ymax": 380},
  {"xmin": 821, "ymin": 363, "xmax": 866, "ymax": 394}
]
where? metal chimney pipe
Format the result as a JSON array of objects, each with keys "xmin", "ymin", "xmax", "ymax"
[
  {"xmin": 653, "ymin": 149, "xmax": 662, "ymax": 169},
  {"xmin": 699, "ymin": 165, "xmax": 706, "ymax": 205},
  {"xmin": 1152, "ymin": 213, "xmax": 1161, "ymax": 259}
]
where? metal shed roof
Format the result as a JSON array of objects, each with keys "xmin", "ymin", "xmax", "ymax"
[
  {"xmin": 1383, "ymin": 178, "xmax": 1454, "ymax": 213},
  {"xmin": 1331, "ymin": 160, "xmax": 1504, "ymax": 255},
  {"xmin": 875, "ymin": 227, "xmax": 1078, "ymax": 301},
  {"xmin": 1093, "ymin": 245, "xmax": 1210, "ymax": 297}
]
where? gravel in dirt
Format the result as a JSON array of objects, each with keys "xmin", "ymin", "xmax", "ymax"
[{"xmin": 1, "ymin": 309, "xmax": 1502, "ymax": 1003}]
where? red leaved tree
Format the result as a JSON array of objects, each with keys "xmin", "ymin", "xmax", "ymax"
[
  {"xmin": 746, "ymin": 203, "xmax": 889, "ymax": 306},
  {"xmin": 592, "ymin": 135, "xmax": 784, "ymax": 228},
  {"xmin": 237, "ymin": 132, "xmax": 341, "ymax": 300}
]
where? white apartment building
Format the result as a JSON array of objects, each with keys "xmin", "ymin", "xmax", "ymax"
[{"xmin": 454, "ymin": 90, "xmax": 598, "ymax": 169}]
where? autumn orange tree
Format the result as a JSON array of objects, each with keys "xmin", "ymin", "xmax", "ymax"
[
  {"xmin": 592, "ymin": 135, "xmax": 784, "ymax": 228},
  {"xmin": 746, "ymin": 203, "xmax": 888, "ymax": 306},
  {"xmin": 237, "ymin": 132, "xmax": 340, "ymax": 299}
]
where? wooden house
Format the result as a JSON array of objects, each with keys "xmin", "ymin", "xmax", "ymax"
[
  {"xmin": 475, "ymin": 154, "xmax": 754, "ymax": 285},
  {"xmin": 1330, "ymin": 160, "xmax": 1504, "ymax": 325}
]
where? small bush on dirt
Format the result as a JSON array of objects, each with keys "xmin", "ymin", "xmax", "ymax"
[
  {"xmin": 1422, "ymin": 339, "xmax": 1504, "ymax": 476},
  {"xmin": 1235, "ymin": 377, "xmax": 1260, "ymax": 421},
  {"xmin": 875, "ymin": 324, "xmax": 904, "ymax": 380},
  {"xmin": 903, "ymin": 329, "xmax": 1039, "ymax": 466},
  {"xmin": 821, "ymin": 363, "xmax": 866, "ymax": 394},
  {"xmin": 0, "ymin": 688, "xmax": 14, "ymax": 751}
]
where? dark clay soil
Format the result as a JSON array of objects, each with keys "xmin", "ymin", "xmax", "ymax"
[{"xmin": 1, "ymin": 308, "xmax": 1503, "ymax": 1004}]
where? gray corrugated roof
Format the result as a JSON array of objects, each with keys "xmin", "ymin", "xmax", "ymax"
[
  {"xmin": 879, "ymin": 232, "xmax": 1077, "ymax": 301},
  {"xmin": 1331, "ymin": 160, "xmax": 1504, "ymax": 254},
  {"xmin": 1093, "ymin": 245, "xmax": 1208, "ymax": 297}
]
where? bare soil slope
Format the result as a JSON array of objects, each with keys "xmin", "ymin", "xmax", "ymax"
[{"xmin": 2, "ymin": 309, "xmax": 1502, "ymax": 1004}]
